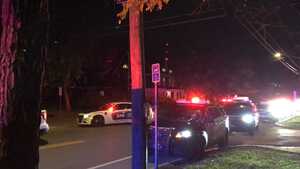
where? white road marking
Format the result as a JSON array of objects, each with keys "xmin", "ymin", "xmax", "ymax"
[
  {"xmin": 87, "ymin": 156, "xmax": 183, "ymax": 169},
  {"xmin": 86, "ymin": 156, "xmax": 132, "ymax": 169},
  {"xmin": 39, "ymin": 140, "xmax": 85, "ymax": 150}
]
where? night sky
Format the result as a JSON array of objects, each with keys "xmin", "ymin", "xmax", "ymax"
[{"xmin": 50, "ymin": 0, "xmax": 300, "ymax": 98}]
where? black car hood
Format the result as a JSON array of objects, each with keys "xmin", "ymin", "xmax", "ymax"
[{"xmin": 157, "ymin": 118, "xmax": 192, "ymax": 128}]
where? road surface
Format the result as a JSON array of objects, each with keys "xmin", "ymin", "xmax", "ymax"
[{"xmin": 40, "ymin": 115, "xmax": 300, "ymax": 169}]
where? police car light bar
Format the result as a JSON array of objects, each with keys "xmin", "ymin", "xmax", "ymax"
[{"xmin": 176, "ymin": 97, "xmax": 209, "ymax": 104}]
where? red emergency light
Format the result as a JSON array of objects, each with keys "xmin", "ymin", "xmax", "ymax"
[
  {"xmin": 221, "ymin": 98, "xmax": 233, "ymax": 102},
  {"xmin": 191, "ymin": 97, "xmax": 201, "ymax": 104}
]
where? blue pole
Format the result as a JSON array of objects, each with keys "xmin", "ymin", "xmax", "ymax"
[
  {"xmin": 154, "ymin": 83, "xmax": 158, "ymax": 169},
  {"xmin": 131, "ymin": 89, "xmax": 146, "ymax": 169}
]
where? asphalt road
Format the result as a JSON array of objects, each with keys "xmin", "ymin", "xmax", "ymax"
[{"xmin": 39, "ymin": 116, "xmax": 300, "ymax": 169}]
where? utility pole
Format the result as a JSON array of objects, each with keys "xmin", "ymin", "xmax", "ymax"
[{"xmin": 129, "ymin": 1, "xmax": 146, "ymax": 169}]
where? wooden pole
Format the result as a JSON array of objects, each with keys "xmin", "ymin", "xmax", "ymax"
[{"xmin": 129, "ymin": 1, "xmax": 146, "ymax": 169}]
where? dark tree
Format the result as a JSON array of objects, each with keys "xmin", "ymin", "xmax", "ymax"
[{"xmin": 0, "ymin": 0, "xmax": 49, "ymax": 169}]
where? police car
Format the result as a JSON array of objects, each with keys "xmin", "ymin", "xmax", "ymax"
[
  {"xmin": 77, "ymin": 102, "xmax": 153, "ymax": 126},
  {"xmin": 223, "ymin": 99, "xmax": 259, "ymax": 135},
  {"xmin": 40, "ymin": 109, "xmax": 49, "ymax": 134},
  {"xmin": 149, "ymin": 98, "xmax": 229, "ymax": 159}
]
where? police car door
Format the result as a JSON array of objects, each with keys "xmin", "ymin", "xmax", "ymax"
[
  {"xmin": 123, "ymin": 103, "xmax": 132, "ymax": 123},
  {"xmin": 205, "ymin": 107, "xmax": 217, "ymax": 146},
  {"xmin": 111, "ymin": 104, "xmax": 130, "ymax": 123},
  {"xmin": 207, "ymin": 107, "xmax": 225, "ymax": 144},
  {"xmin": 214, "ymin": 107, "xmax": 227, "ymax": 140}
]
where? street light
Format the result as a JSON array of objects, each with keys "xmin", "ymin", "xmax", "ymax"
[
  {"xmin": 274, "ymin": 52, "xmax": 283, "ymax": 60},
  {"xmin": 122, "ymin": 64, "xmax": 129, "ymax": 69}
]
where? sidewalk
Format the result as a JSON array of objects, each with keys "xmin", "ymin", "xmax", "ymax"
[
  {"xmin": 276, "ymin": 115, "xmax": 300, "ymax": 129},
  {"xmin": 232, "ymin": 145, "xmax": 300, "ymax": 154}
]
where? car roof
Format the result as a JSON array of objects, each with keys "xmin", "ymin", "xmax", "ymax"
[
  {"xmin": 223, "ymin": 101, "xmax": 254, "ymax": 107},
  {"xmin": 170, "ymin": 103, "xmax": 220, "ymax": 111}
]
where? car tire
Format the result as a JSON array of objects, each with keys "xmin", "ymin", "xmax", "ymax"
[
  {"xmin": 255, "ymin": 124, "xmax": 259, "ymax": 130},
  {"xmin": 248, "ymin": 129, "xmax": 255, "ymax": 136},
  {"xmin": 168, "ymin": 139, "xmax": 175, "ymax": 156},
  {"xmin": 92, "ymin": 116, "xmax": 104, "ymax": 127},
  {"xmin": 218, "ymin": 129, "xmax": 229, "ymax": 149},
  {"xmin": 183, "ymin": 137, "xmax": 205, "ymax": 160}
]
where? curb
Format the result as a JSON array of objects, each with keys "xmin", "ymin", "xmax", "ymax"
[
  {"xmin": 274, "ymin": 123, "xmax": 291, "ymax": 129},
  {"xmin": 275, "ymin": 116, "xmax": 300, "ymax": 130}
]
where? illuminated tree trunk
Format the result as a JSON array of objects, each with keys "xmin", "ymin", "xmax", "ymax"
[
  {"xmin": 0, "ymin": 0, "xmax": 49, "ymax": 168},
  {"xmin": 129, "ymin": 1, "xmax": 146, "ymax": 169}
]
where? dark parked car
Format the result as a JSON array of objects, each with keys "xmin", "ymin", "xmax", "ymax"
[
  {"xmin": 223, "ymin": 101, "xmax": 259, "ymax": 135},
  {"xmin": 149, "ymin": 101, "xmax": 229, "ymax": 159}
]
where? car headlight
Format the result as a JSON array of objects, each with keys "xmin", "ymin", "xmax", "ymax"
[
  {"xmin": 83, "ymin": 114, "xmax": 91, "ymax": 118},
  {"xmin": 242, "ymin": 114, "xmax": 254, "ymax": 124},
  {"xmin": 175, "ymin": 130, "xmax": 192, "ymax": 138}
]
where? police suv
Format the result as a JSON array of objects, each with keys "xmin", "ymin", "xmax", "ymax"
[{"xmin": 149, "ymin": 99, "xmax": 229, "ymax": 159}]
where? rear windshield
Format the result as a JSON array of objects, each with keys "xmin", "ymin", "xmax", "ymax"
[
  {"xmin": 99, "ymin": 103, "xmax": 114, "ymax": 111},
  {"xmin": 224, "ymin": 103, "xmax": 253, "ymax": 115},
  {"xmin": 158, "ymin": 103, "xmax": 205, "ymax": 121}
]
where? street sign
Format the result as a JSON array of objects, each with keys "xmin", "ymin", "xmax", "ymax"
[
  {"xmin": 151, "ymin": 63, "xmax": 160, "ymax": 169},
  {"xmin": 58, "ymin": 87, "xmax": 62, "ymax": 96},
  {"xmin": 152, "ymin": 63, "xmax": 160, "ymax": 83}
]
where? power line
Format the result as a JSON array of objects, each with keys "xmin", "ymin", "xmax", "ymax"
[{"xmin": 232, "ymin": 0, "xmax": 300, "ymax": 75}]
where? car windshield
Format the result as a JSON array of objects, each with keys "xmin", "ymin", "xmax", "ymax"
[
  {"xmin": 158, "ymin": 103, "xmax": 205, "ymax": 121},
  {"xmin": 224, "ymin": 102, "xmax": 253, "ymax": 115},
  {"xmin": 257, "ymin": 104, "xmax": 267, "ymax": 110},
  {"xmin": 99, "ymin": 103, "xmax": 114, "ymax": 111}
]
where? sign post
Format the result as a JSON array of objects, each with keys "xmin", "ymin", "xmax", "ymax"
[
  {"xmin": 152, "ymin": 63, "xmax": 160, "ymax": 169},
  {"xmin": 58, "ymin": 86, "xmax": 62, "ymax": 112}
]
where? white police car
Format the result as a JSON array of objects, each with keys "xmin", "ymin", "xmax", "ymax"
[
  {"xmin": 77, "ymin": 102, "xmax": 153, "ymax": 127},
  {"xmin": 40, "ymin": 109, "xmax": 49, "ymax": 134}
]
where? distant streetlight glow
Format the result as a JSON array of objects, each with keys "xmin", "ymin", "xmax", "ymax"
[
  {"xmin": 274, "ymin": 52, "xmax": 282, "ymax": 60},
  {"xmin": 122, "ymin": 64, "xmax": 128, "ymax": 69}
]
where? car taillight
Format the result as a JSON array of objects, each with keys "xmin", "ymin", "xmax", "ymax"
[{"xmin": 41, "ymin": 109, "xmax": 47, "ymax": 120}]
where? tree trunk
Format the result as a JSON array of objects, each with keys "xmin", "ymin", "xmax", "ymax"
[
  {"xmin": 63, "ymin": 81, "xmax": 72, "ymax": 113},
  {"xmin": 0, "ymin": 0, "xmax": 49, "ymax": 169},
  {"xmin": 63, "ymin": 68, "xmax": 72, "ymax": 113},
  {"xmin": 129, "ymin": 1, "xmax": 146, "ymax": 169}
]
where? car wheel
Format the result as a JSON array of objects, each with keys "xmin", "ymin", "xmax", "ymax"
[
  {"xmin": 168, "ymin": 139, "xmax": 175, "ymax": 156},
  {"xmin": 218, "ymin": 130, "xmax": 229, "ymax": 149},
  {"xmin": 92, "ymin": 116, "xmax": 104, "ymax": 127},
  {"xmin": 255, "ymin": 124, "xmax": 259, "ymax": 130},
  {"xmin": 184, "ymin": 137, "xmax": 205, "ymax": 160},
  {"xmin": 248, "ymin": 129, "xmax": 255, "ymax": 136}
]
